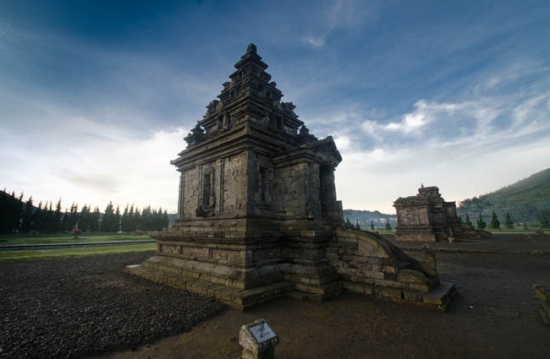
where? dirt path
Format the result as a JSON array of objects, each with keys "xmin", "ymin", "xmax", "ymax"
[{"xmin": 91, "ymin": 238, "xmax": 550, "ymax": 359}]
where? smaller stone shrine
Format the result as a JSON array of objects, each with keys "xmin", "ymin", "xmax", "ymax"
[{"xmin": 394, "ymin": 186, "xmax": 466, "ymax": 242}]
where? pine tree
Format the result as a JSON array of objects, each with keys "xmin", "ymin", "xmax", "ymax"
[
  {"xmin": 345, "ymin": 217, "xmax": 353, "ymax": 229},
  {"xmin": 102, "ymin": 202, "xmax": 116, "ymax": 232},
  {"xmin": 142, "ymin": 206, "xmax": 152, "ymax": 231},
  {"xmin": 69, "ymin": 203, "xmax": 79, "ymax": 230},
  {"xmin": 21, "ymin": 196, "xmax": 34, "ymax": 232},
  {"xmin": 33, "ymin": 201, "xmax": 44, "ymax": 232},
  {"xmin": 385, "ymin": 219, "xmax": 392, "ymax": 230},
  {"xmin": 115, "ymin": 205, "xmax": 121, "ymax": 232},
  {"xmin": 61, "ymin": 209, "xmax": 70, "ymax": 232},
  {"xmin": 370, "ymin": 220, "xmax": 375, "ymax": 231},
  {"xmin": 41, "ymin": 201, "xmax": 55, "ymax": 233},
  {"xmin": 465, "ymin": 214, "xmax": 472, "ymax": 226},
  {"xmin": 476, "ymin": 213, "xmax": 486, "ymax": 230},
  {"xmin": 54, "ymin": 199, "xmax": 62, "ymax": 233},
  {"xmin": 133, "ymin": 208, "xmax": 141, "ymax": 231},
  {"xmin": 0, "ymin": 191, "xmax": 23, "ymax": 233},
  {"xmin": 162, "ymin": 210, "xmax": 169, "ymax": 229},
  {"xmin": 89, "ymin": 207, "xmax": 101, "ymax": 232},
  {"xmin": 121, "ymin": 204, "xmax": 130, "ymax": 232},
  {"xmin": 491, "ymin": 211, "xmax": 500, "ymax": 230},
  {"xmin": 79, "ymin": 205, "xmax": 90, "ymax": 232},
  {"xmin": 504, "ymin": 212, "xmax": 514, "ymax": 230}
]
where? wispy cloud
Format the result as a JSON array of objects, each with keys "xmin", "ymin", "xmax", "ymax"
[
  {"xmin": 0, "ymin": 21, "xmax": 18, "ymax": 55},
  {"xmin": 300, "ymin": 0, "xmax": 379, "ymax": 48},
  {"xmin": 303, "ymin": 35, "xmax": 325, "ymax": 48}
]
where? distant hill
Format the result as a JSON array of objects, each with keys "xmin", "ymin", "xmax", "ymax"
[
  {"xmin": 342, "ymin": 209, "xmax": 396, "ymax": 229},
  {"xmin": 458, "ymin": 168, "xmax": 550, "ymax": 224}
]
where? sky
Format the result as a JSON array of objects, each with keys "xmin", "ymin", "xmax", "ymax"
[{"xmin": 1, "ymin": 0, "xmax": 549, "ymax": 214}]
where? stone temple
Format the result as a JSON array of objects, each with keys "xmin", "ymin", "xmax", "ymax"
[
  {"xmin": 127, "ymin": 44, "xmax": 456, "ymax": 310},
  {"xmin": 394, "ymin": 186, "xmax": 469, "ymax": 242}
]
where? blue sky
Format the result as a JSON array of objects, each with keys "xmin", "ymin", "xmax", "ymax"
[{"xmin": 1, "ymin": 0, "xmax": 549, "ymax": 213}]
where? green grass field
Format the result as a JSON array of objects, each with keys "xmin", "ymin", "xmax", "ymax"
[
  {"xmin": 0, "ymin": 232, "xmax": 152, "ymax": 246},
  {"xmin": 0, "ymin": 233, "xmax": 156, "ymax": 261},
  {"xmin": 0, "ymin": 243, "xmax": 156, "ymax": 261}
]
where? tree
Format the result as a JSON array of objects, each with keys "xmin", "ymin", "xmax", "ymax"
[
  {"xmin": 102, "ymin": 202, "xmax": 116, "ymax": 232},
  {"xmin": 465, "ymin": 213, "xmax": 472, "ymax": 226},
  {"xmin": 385, "ymin": 219, "xmax": 392, "ymax": 230},
  {"xmin": 61, "ymin": 209, "xmax": 70, "ymax": 232},
  {"xmin": 476, "ymin": 213, "xmax": 486, "ymax": 230},
  {"xmin": 344, "ymin": 217, "xmax": 353, "ymax": 229},
  {"xmin": 115, "ymin": 205, "xmax": 121, "ymax": 232},
  {"xmin": 121, "ymin": 204, "xmax": 130, "ymax": 232},
  {"xmin": 504, "ymin": 212, "xmax": 514, "ymax": 230},
  {"xmin": 490, "ymin": 211, "xmax": 500, "ymax": 230},
  {"xmin": 89, "ymin": 207, "xmax": 101, "ymax": 232},
  {"xmin": 162, "ymin": 210, "xmax": 169, "ymax": 229},
  {"xmin": 21, "ymin": 196, "xmax": 34, "ymax": 232},
  {"xmin": 541, "ymin": 211, "xmax": 549, "ymax": 229},
  {"xmin": 69, "ymin": 203, "xmax": 79, "ymax": 230},
  {"xmin": 0, "ymin": 191, "xmax": 23, "ymax": 233},
  {"xmin": 41, "ymin": 201, "xmax": 55, "ymax": 233},
  {"xmin": 370, "ymin": 220, "xmax": 375, "ymax": 231},
  {"xmin": 79, "ymin": 205, "xmax": 90, "ymax": 232},
  {"xmin": 54, "ymin": 199, "xmax": 62, "ymax": 233},
  {"xmin": 141, "ymin": 206, "xmax": 152, "ymax": 231}
]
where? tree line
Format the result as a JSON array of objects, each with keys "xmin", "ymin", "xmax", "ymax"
[
  {"xmin": 0, "ymin": 190, "xmax": 169, "ymax": 234},
  {"xmin": 464, "ymin": 210, "xmax": 549, "ymax": 230}
]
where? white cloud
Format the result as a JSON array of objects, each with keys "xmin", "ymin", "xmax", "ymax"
[
  {"xmin": 334, "ymin": 135, "xmax": 351, "ymax": 151},
  {"xmin": 303, "ymin": 35, "xmax": 325, "ymax": 48},
  {"xmin": 0, "ymin": 86, "xmax": 190, "ymax": 213},
  {"xmin": 300, "ymin": 0, "xmax": 378, "ymax": 49},
  {"xmin": 327, "ymin": 0, "xmax": 374, "ymax": 30},
  {"xmin": 1, "ymin": 121, "xmax": 187, "ymax": 212},
  {"xmin": 361, "ymin": 100, "xmax": 445, "ymax": 137}
]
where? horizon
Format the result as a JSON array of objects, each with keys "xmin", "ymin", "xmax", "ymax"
[{"xmin": 1, "ymin": 1, "xmax": 550, "ymax": 214}]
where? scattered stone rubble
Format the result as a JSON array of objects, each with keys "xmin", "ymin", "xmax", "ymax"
[{"xmin": 127, "ymin": 44, "xmax": 456, "ymax": 311}]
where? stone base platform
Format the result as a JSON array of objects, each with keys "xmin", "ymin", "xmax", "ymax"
[
  {"xmin": 126, "ymin": 264, "xmax": 456, "ymax": 311},
  {"xmin": 125, "ymin": 264, "xmax": 294, "ymax": 311}
]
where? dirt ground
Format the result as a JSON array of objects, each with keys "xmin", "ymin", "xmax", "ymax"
[{"xmin": 89, "ymin": 235, "xmax": 550, "ymax": 359}]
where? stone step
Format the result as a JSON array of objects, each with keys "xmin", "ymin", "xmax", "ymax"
[
  {"xmin": 341, "ymin": 280, "xmax": 457, "ymax": 311},
  {"xmin": 125, "ymin": 264, "xmax": 294, "ymax": 311},
  {"xmin": 421, "ymin": 281, "xmax": 457, "ymax": 311}
]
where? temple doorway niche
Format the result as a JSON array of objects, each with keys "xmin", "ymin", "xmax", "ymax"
[{"xmin": 319, "ymin": 165, "xmax": 336, "ymax": 224}]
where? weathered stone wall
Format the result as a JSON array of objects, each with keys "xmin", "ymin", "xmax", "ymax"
[
  {"xmin": 179, "ymin": 152, "xmax": 249, "ymax": 220},
  {"xmin": 222, "ymin": 152, "xmax": 248, "ymax": 217},
  {"xmin": 272, "ymin": 163, "xmax": 309, "ymax": 220},
  {"xmin": 328, "ymin": 229, "xmax": 448, "ymax": 305},
  {"xmin": 181, "ymin": 167, "xmax": 199, "ymax": 219}
]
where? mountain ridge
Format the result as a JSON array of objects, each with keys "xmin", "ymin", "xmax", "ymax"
[{"xmin": 457, "ymin": 167, "xmax": 550, "ymax": 224}]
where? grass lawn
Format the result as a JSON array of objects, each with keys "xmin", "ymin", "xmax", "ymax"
[
  {"xmin": 0, "ymin": 232, "xmax": 152, "ymax": 246},
  {"xmin": 0, "ymin": 243, "xmax": 156, "ymax": 261}
]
